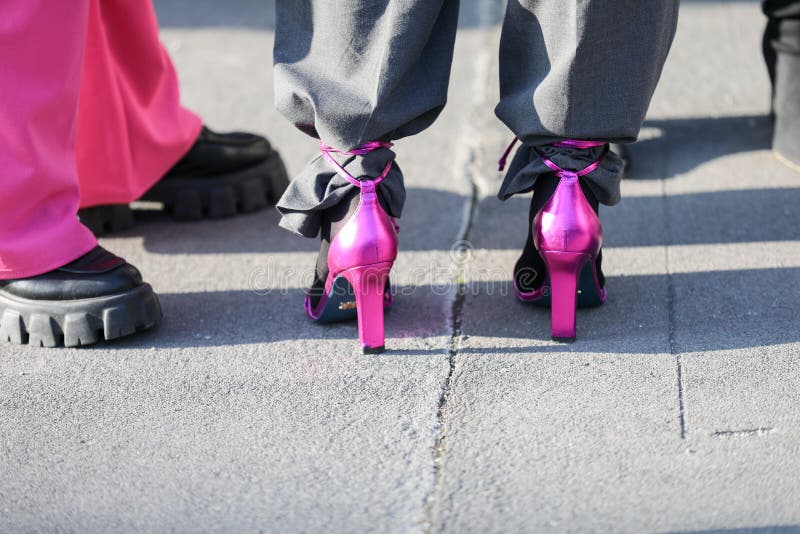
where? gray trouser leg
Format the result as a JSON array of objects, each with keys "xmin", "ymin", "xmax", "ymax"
[
  {"xmin": 273, "ymin": 0, "xmax": 460, "ymax": 237},
  {"xmin": 496, "ymin": 0, "xmax": 680, "ymax": 206},
  {"xmin": 274, "ymin": 0, "xmax": 680, "ymax": 237}
]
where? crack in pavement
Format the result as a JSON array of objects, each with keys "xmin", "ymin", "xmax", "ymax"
[
  {"xmin": 423, "ymin": 176, "xmax": 479, "ymax": 534},
  {"xmin": 421, "ymin": 2, "xmax": 505, "ymax": 531},
  {"xmin": 422, "ymin": 36, "xmax": 493, "ymax": 534}
]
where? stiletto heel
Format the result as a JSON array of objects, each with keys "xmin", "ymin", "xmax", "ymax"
[
  {"xmin": 340, "ymin": 262, "xmax": 393, "ymax": 353},
  {"xmin": 304, "ymin": 141, "xmax": 399, "ymax": 354},
  {"xmin": 503, "ymin": 138, "xmax": 608, "ymax": 341},
  {"xmin": 541, "ymin": 251, "xmax": 590, "ymax": 341}
]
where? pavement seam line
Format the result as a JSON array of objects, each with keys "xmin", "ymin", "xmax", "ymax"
[
  {"xmin": 423, "ymin": 175, "xmax": 479, "ymax": 534},
  {"xmin": 422, "ymin": 5, "xmax": 497, "ymax": 529},
  {"xmin": 421, "ymin": 95, "xmax": 481, "ymax": 531},
  {"xmin": 661, "ymin": 160, "xmax": 687, "ymax": 440}
]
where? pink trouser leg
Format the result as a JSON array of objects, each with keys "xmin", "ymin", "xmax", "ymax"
[
  {"xmin": 76, "ymin": 0, "xmax": 203, "ymax": 208},
  {"xmin": 0, "ymin": 2, "xmax": 98, "ymax": 280}
]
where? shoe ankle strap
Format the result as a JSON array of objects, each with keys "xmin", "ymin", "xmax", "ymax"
[
  {"xmin": 550, "ymin": 139, "xmax": 606, "ymax": 150},
  {"xmin": 320, "ymin": 141, "xmax": 394, "ymax": 187},
  {"xmin": 539, "ymin": 142, "xmax": 608, "ymax": 178},
  {"xmin": 497, "ymin": 137, "xmax": 607, "ymax": 175}
]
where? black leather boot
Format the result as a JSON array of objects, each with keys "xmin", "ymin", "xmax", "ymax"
[
  {"xmin": 773, "ymin": 38, "xmax": 800, "ymax": 169},
  {"xmin": 78, "ymin": 126, "xmax": 289, "ymax": 234},
  {"xmin": 0, "ymin": 247, "xmax": 161, "ymax": 347},
  {"xmin": 763, "ymin": 0, "xmax": 800, "ymax": 169}
]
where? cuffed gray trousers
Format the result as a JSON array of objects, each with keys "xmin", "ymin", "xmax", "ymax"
[{"xmin": 273, "ymin": 0, "xmax": 680, "ymax": 238}]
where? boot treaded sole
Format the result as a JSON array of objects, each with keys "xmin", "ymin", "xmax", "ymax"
[
  {"xmin": 79, "ymin": 151, "xmax": 289, "ymax": 235},
  {"xmin": 0, "ymin": 284, "xmax": 161, "ymax": 348}
]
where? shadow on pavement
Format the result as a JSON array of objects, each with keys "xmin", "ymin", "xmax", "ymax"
[
  {"xmin": 116, "ymin": 184, "xmax": 800, "ymax": 254},
  {"xmin": 119, "ymin": 187, "xmax": 468, "ymax": 253},
  {"xmin": 458, "ymin": 267, "xmax": 800, "ymax": 354},
  {"xmin": 95, "ymin": 265, "xmax": 800, "ymax": 354},
  {"xmin": 154, "ymin": 0, "xmax": 503, "ymax": 30},
  {"xmin": 93, "ymin": 283, "xmax": 450, "ymax": 351},
  {"xmin": 629, "ymin": 114, "xmax": 774, "ymax": 180},
  {"xmin": 472, "ymin": 186, "xmax": 800, "ymax": 250},
  {"xmin": 154, "ymin": 0, "xmax": 277, "ymax": 30}
]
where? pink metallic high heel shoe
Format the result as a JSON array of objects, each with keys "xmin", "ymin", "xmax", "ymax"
[
  {"xmin": 500, "ymin": 139, "xmax": 607, "ymax": 341},
  {"xmin": 304, "ymin": 142, "xmax": 399, "ymax": 354}
]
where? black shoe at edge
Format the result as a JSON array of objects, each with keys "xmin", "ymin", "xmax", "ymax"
[
  {"xmin": 78, "ymin": 126, "xmax": 290, "ymax": 235},
  {"xmin": 0, "ymin": 246, "xmax": 161, "ymax": 347}
]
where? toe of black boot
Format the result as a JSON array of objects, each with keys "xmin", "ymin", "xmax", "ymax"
[
  {"xmin": 166, "ymin": 126, "xmax": 274, "ymax": 177},
  {"xmin": 78, "ymin": 126, "xmax": 291, "ymax": 236},
  {"xmin": 141, "ymin": 125, "xmax": 290, "ymax": 220},
  {"xmin": 0, "ymin": 246, "xmax": 162, "ymax": 347},
  {"xmin": 774, "ymin": 51, "xmax": 800, "ymax": 170}
]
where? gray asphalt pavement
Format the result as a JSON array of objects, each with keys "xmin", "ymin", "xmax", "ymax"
[{"xmin": 2, "ymin": 1, "xmax": 799, "ymax": 532}]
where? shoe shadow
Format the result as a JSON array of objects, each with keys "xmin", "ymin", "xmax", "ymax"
[
  {"xmin": 628, "ymin": 114, "xmax": 774, "ymax": 180},
  {"xmin": 97, "ymin": 263, "xmax": 800, "ymax": 355},
  {"xmin": 113, "ymin": 186, "xmax": 469, "ymax": 254},
  {"xmin": 456, "ymin": 267, "xmax": 800, "ymax": 355},
  {"xmin": 471, "ymin": 185, "xmax": 800, "ymax": 250},
  {"xmin": 114, "ymin": 181, "xmax": 800, "ymax": 255},
  {"xmin": 97, "ymin": 283, "xmax": 453, "ymax": 351}
]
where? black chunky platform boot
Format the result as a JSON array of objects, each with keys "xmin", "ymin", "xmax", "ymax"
[
  {"xmin": 0, "ymin": 247, "xmax": 161, "ymax": 347},
  {"xmin": 79, "ymin": 126, "xmax": 289, "ymax": 234}
]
